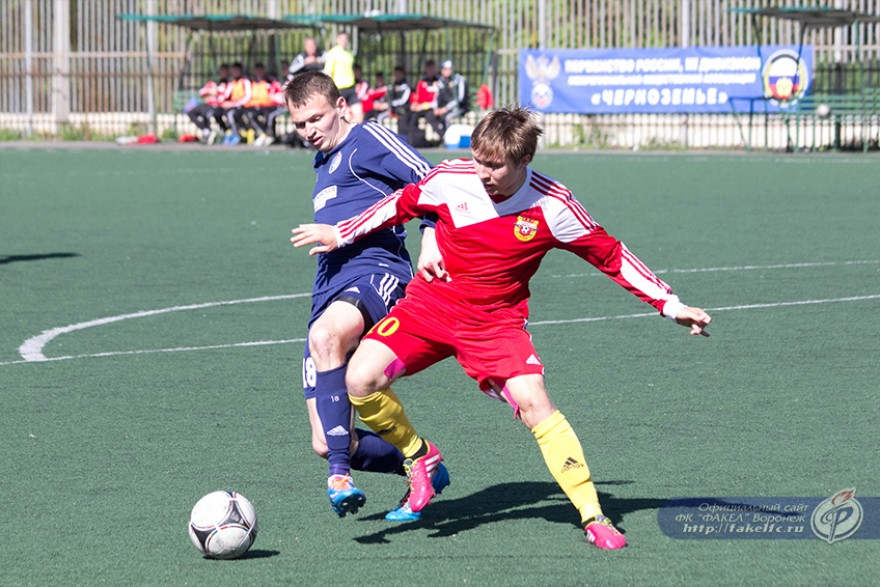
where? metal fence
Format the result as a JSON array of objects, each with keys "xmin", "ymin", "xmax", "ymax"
[{"xmin": 1, "ymin": 0, "xmax": 878, "ymax": 149}]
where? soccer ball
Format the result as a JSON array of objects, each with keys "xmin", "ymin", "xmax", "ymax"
[
  {"xmin": 188, "ymin": 490, "xmax": 258, "ymax": 559},
  {"xmin": 816, "ymin": 103, "xmax": 831, "ymax": 119}
]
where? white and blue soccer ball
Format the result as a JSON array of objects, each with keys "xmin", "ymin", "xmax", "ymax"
[{"xmin": 188, "ymin": 490, "xmax": 258, "ymax": 559}]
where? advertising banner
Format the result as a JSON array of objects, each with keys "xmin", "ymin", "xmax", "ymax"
[{"xmin": 519, "ymin": 46, "xmax": 813, "ymax": 114}]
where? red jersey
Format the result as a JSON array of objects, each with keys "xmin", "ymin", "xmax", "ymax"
[
  {"xmin": 198, "ymin": 80, "xmax": 225, "ymax": 107},
  {"xmin": 355, "ymin": 80, "xmax": 371, "ymax": 102},
  {"xmin": 410, "ymin": 78, "xmax": 439, "ymax": 109},
  {"xmin": 268, "ymin": 79, "xmax": 285, "ymax": 105},
  {"xmin": 336, "ymin": 159, "xmax": 685, "ymax": 319},
  {"xmin": 361, "ymin": 87, "xmax": 387, "ymax": 113}
]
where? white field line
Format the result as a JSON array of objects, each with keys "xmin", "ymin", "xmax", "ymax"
[
  {"xmin": 6, "ymin": 260, "xmax": 879, "ymax": 367},
  {"xmin": 528, "ymin": 294, "xmax": 880, "ymax": 326},
  {"xmin": 17, "ymin": 293, "xmax": 311, "ymax": 362},
  {"xmin": 549, "ymin": 259, "xmax": 880, "ymax": 279},
  {"xmin": 0, "ymin": 339, "xmax": 307, "ymax": 366},
  {"xmin": 2, "ymin": 293, "xmax": 878, "ymax": 367}
]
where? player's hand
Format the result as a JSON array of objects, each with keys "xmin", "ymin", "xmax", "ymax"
[
  {"xmin": 291, "ymin": 224, "xmax": 338, "ymax": 256},
  {"xmin": 675, "ymin": 306, "xmax": 712, "ymax": 337},
  {"xmin": 417, "ymin": 227, "xmax": 449, "ymax": 282}
]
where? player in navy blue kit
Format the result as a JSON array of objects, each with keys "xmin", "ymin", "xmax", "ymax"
[{"xmin": 284, "ymin": 71, "xmax": 449, "ymax": 520}]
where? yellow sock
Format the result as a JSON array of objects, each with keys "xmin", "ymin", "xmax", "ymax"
[
  {"xmin": 532, "ymin": 410, "xmax": 603, "ymax": 524},
  {"xmin": 349, "ymin": 388, "xmax": 424, "ymax": 457}
]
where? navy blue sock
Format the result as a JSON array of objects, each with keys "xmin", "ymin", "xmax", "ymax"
[
  {"xmin": 314, "ymin": 365, "xmax": 352, "ymax": 477},
  {"xmin": 352, "ymin": 429, "xmax": 406, "ymax": 476}
]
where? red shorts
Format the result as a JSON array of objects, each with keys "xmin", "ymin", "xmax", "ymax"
[{"xmin": 363, "ymin": 280, "xmax": 545, "ymax": 396}]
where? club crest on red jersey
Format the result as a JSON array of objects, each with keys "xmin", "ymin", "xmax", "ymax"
[{"xmin": 514, "ymin": 215, "xmax": 540, "ymax": 242}]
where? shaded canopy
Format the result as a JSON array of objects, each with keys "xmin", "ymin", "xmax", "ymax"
[
  {"xmin": 283, "ymin": 12, "xmax": 494, "ymax": 32},
  {"xmin": 117, "ymin": 13, "xmax": 315, "ymax": 32},
  {"xmin": 729, "ymin": 6, "xmax": 880, "ymax": 27}
]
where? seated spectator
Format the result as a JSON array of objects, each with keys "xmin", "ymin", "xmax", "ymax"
[
  {"xmin": 256, "ymin": 80, "xmax": 291, "ymax": 146},
  {"xmin": 219, "ymin": 62, "xmax": 252, "ymax": 145},
  {"xmin": 401, "ymin": 59, "xmax": 440, "ymax": 146},
  {"xmin": 425, "ymin": 60, "xmax": 469, "ymax": 139},
  {"xmin": 245, "ymin": 63, "xmax": 281, "ymax": 146},
  {"xmin": 362, "ymin": 72, "xmax": 388, "ymax": 120},
  {"xmin": 187, "ymin": 63, "xmax": 230, "ymax": 144},
  {"xmin": 354, "ymin": 65, "xmax": 370, "ymax": 103},
  {"xmin": 369, "ymin": 67, "xmax": 410, "ymax": 128}
]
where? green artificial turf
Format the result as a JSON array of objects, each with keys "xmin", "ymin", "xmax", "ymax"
[{"xmin": 1, "ymin": 146, "xmax": 878, "ymax": 586}]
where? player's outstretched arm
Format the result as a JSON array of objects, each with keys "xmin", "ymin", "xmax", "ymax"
[
  {"xmin": 293, "ymin": 186, "xmax": 429, "ymax": 257},
  {"xmin": 291, "ymin": 223, "xmax": 339, "ymax": 256},
  {"xmin": 673, "ymin": 306, "xmax": 712, "ymax": 337}
]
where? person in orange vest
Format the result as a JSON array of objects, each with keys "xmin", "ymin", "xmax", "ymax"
[
  {"xmin": 245, "ymin": 63, "xmax": 281, "ymax": 146},
  {"xmin": 219, "ymin": 62, "xmax": 252, "ymax": 145}
]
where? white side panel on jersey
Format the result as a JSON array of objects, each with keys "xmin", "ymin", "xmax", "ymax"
[
  {"xmin": 440, "ymin": 175, "xmax": 502, "ymax": 228},
  {"xmin": 541, "ymin": 196, "xmax": 594, "ymax": 243},
  {"xmin": 528, "ymin": 169, "xmax": 599, "ymax": 244},
  {"xmin": 431, "ymin": 167, "xmax": 547, "ymax": 229},
  {"xmin": 619, "ymin": 244, "xmax": 676, "ymax": 301}
]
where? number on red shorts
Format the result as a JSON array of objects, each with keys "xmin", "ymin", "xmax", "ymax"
[{"xmin": 370, "ymin": 316, "xmax": 400, "ymax": 337}]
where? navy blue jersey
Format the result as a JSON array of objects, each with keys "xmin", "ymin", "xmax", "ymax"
[{"xmin": 310, "ymin": 121, "xmax": 431, "ymax": 300}]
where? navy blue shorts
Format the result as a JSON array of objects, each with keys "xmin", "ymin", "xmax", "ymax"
[{"xmin": 302, "ymin": 273, "xmax": 407, "ymax": 399}]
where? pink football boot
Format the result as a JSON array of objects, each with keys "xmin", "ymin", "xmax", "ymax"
[
  {"xmin": 402, "ymin": 440, "xmax": 443, "ymax": 512},
  {"xmin": 585, "ymin": 516, "xmax": 628, "ymax": 550}
]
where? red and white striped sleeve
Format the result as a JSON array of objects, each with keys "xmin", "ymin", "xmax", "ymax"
[
  {"xmin": 536, "ymin": 172, "xmax": 685, "ymax": 320},
  {"xmin": 218, "ymin": 81, "xmax": 232, "ymax": 102},
  {"xmin": 334, "ymin": 164, "xmax": 451, "ymax": 247},
  {"xmin": 199, "ymin": 80, "xmax": 216, "ymax": 98},
  {"xmin": 334, "ymin": 182, "xmax": 436, "ymax": 248}
]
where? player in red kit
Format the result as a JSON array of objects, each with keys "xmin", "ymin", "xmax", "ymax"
[{"xmin": 292, "ymin": 107, "xmax": 712, "ymax": 549}]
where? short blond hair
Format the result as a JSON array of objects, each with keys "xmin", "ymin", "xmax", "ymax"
[{"xmin": 470, "ymin": 107, "xmax": 542, "ymax": 164}]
